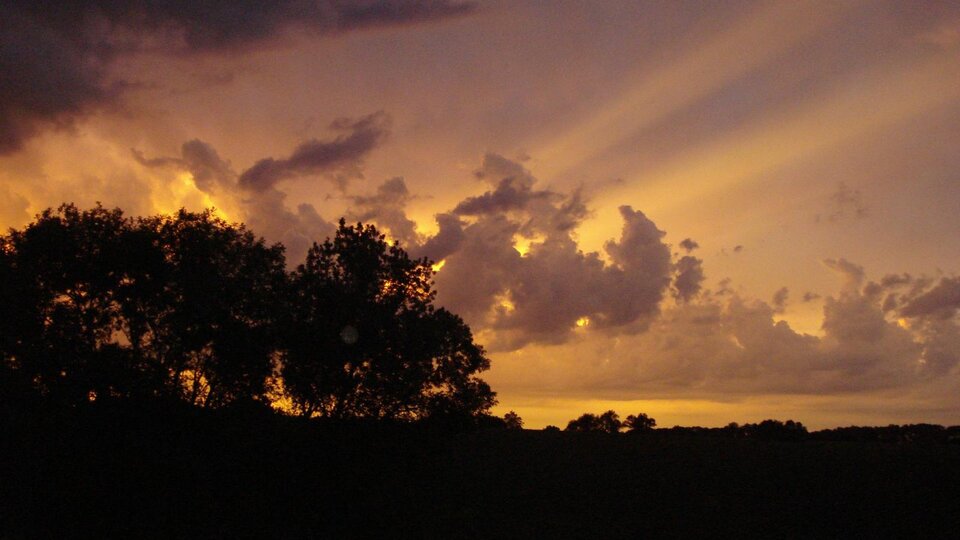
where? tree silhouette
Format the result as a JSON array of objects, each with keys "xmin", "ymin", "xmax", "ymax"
[
  {"xmin": 0, "ymin": 205, "xmax": 287, "ymax": 407},
  {"xmin": 624, "ymin": 412, "xmax": 656, "ymax": 432},
  {"xmin": 281, "ymin": 219, "xmax": 495, "ymax": 420},
  {"xmin": 504, "ymin": 410, "xmax": 523, "ymax": 430},
  {"xmin": 1, "ymin": 206, "xmax": 495, "ymax": 420},
  {"xmin": 565, "ymin": 410, "xmax": 622, "ymax": 433},
  {"xmin": 1, "ymin": 205, "xmax": 154, "ymax": 404},
  {"xmin": 136, "ymin": 209, "xmax": 287, "ymax": 407}
]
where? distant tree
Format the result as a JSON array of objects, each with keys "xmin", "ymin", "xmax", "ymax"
[
  {"xmin": 282, "ymin": 219, "xmax": 495, "ymax": 420},
  {"xmin": 566, "ymin": 410, "xmax": 622, "ymax": 433},
  {"xmin": 624, "ymin": 412, "xmax": 656, "ymax": 432},
  {"xmin": 742, "ymin": 419, "xmax": 808, "ymax": 441},
  {"xmin": 504, "ymin": 411, "xmax": 523, "ymax": 430},
  {"xmin": 543, "ymin": 425, "xmax": 561, "ymax": 432}
]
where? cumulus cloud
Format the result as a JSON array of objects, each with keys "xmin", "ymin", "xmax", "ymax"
[
  {"xmin": 0, "ymin": 1, "xmax": 473, "ymax": 154},
  {"xmin": 238, "ymin": 112, "xmax": 391, "ymax": 192},
  {"xmin": 672, "ymin": 255, "xmax": 705, "ymax": 304},
  {"xmin": 495, "ymin": 261, "xmax": 958, "ymax": 399},
  {"xmin": 346, "ymin": 176, "xmax": 420, "ymax": 247},
  {"xmin": 133, "ymin": 131, "xmax": 348, "ymax": 261},
  {"xmin": 901, "ymin": 277, "xmax": 960, "ymax": 320},
  {"xmin": 406, "ymin": 155, "xmax": 674, "ymax": 350}
]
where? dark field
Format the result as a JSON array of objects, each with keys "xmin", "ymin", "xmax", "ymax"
[{"xmin": 3, "ymin": 405, "xmax": 960, "ymax": 539}]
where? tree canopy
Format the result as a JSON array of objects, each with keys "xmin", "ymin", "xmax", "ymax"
[
  {"xmin": 0, "ymin": 205, "xmax": 495, "ymax": 421},
  {"xmin": 282, "ymin": 219, "xmax": 494, "ymax": 420}
]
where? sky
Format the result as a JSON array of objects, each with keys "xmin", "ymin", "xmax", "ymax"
[{"xmin": 3, "ymin": 0, "xmax": 960, "ymax": 428}]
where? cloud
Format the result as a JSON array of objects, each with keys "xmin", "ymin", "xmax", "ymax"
[
  {"xmin": 0, "ymin": 185, "xmax": 31, "ymax": 228},
  {"xmin": 134, "ymin": 133, "xmax": 344, "ymax": 262},
  {"xmin": 900, "ymin": 277, "xmax": 960, "ymax": 320},
  {"xmin": 672, "ymin": 255, "xmax": 705, "ymax": 304},
  {"xmin": 0, "ymin": 1, "xmax": 472, "ymax": 154},
  {"xmin": 817, "ymin": 182, "xmax": 867, "ymax": 223},
  {"xmin": 494, "ymin": 261, "xmax": 954, "ymax": 399},
  {"xmin": 238, "ymin": 112, "xmax": 391, "ymax": 192},
  {"xmin": 416, "ymin": 155, "xmax": 674, "ymax": 350},
  {"xmin": 134, "ymin": 139, "xmax": 235, "ymax": 193},
  {"xmin": 679, "ymin": 238, "xmax": 699, "ymax": 253},
  {"xmin": 347, "ymin": 176, "xmax": 420, "ymax": 247},
  {"xmin": 823, "ymin": 257, "xmax": 865, "ymax": 292},
  {"xmin": 0, "ymin": 10, "xmax": 115, "ymax": 154},
  {"xmin": 771, "ymin": 286, "xmax": 789, "ymax": 314}
]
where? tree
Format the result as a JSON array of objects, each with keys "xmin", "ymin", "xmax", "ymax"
[
  {"xmin": 504, "ymin": 411, "xmax": 523, "ymax": 430},
  {"xmin": 624, "ymin": 412, "xmax": 656, "ymax": 432},
  {"xmin": 0, "ymin": 205, "xmax": 157, "ymax": 405},
  {"xmin": 138, "ymin": 209, "xmax": 287, "ymax": 407},
  {"xmin": 282, "ymin": 219, "xmax": 495, "ymax": 420},
  {"xmin": 565, "ymin": 410, "xmax": 622, "ymax": 433},
  {"xmin": 0, "ymin": 205, "xmax": 287, "ymax": 407}
]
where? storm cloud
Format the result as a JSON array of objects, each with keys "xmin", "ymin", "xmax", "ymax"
[
  {"xmin": 238, "ymin": 112, "xmax": 391, "ymax": 192},
  {"xmin": 0, "ymin": 0, "xmax": 473, "ymax": 154}
]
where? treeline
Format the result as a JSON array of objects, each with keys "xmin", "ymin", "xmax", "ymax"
[
  {"xmin": 0, "ymin": 204, "xmax": 494, "ymax": 422},
  {"xmin": 555, "ymin": 410, "xmax": 960, "ymax": 444}
]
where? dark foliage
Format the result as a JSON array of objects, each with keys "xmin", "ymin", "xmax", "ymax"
[
  {"xmin": 282, "ymin": 219, "xmax": 494, "ymax": 420},
  {"xmin": 3, "ymin": 404, "xmax": 960, "ymax": 538},
  {"xmin": 503, "ymin": 410, "xmax": 523, "ymax": 430},
  {"xmin": 566, "ymin": 410, "xmax": 622, "ymax": 433},
  {"xmin": 0, "ymin": 205, "xmax": 494, "ymax": 420},
  {"xmin": 624, "ymin": 412, "xmax": 656, "ymax": 432}
]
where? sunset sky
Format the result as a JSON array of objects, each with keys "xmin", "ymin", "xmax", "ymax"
[{"xmin": 3, "ymin": 0, "xmax": 960, "ymax": 428}]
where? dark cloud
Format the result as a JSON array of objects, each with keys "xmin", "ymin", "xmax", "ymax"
[
  {"xmin": 243, "ymin": 190, "xmax": 336, "ymax": 262},
  {"xmin": 880, "ymin": 273, "xmax": 913, "ymax": 288},
  {"xmin": 238, "ymin": 112, "xmax": 391, "ymax": 192},
  {"xmin": 347, "ymin": 176, "xmax": 420, "ymax": 247},
  {"xmin": 771, "ymin": 286, "xmax": 789, "ymax": 314},
  {"xmin": 453, "ymin": 176, "xmax": 557, "ymax": 216},
  {"xmin": 473, "ymin": 152, "xmax": 535, "ymax": 187},
  {"xmin": 418, "ymin": 213, "xmax": 465, "ymax": 262},
  {"xmin": 134, "ymin": 134, "xmax": 340, "ymax": 262},
  {"xmin": 802, "ymin": 291, "xmax": 821, "ymax": 302},
  {"xmin": 672, "ymin": 255, "xmax": 705, "ymax": 304},
  {"xmin": 133, "ymin": 139, "xmax": 234, "ymax": 192},
  {"xmin": 823, "ymin": 257, "xmax": 865, "ymax": 292},
  {"xmin": 816, "ymin": 182, "xmax": 867, "ymax": 223},
  {"xmin": 679, "ymin": 238, "xmax": 699, "ymax": 253},
  {"xmin": 0, "ymin": 9, "xmax": 114, "ymax": 154},
  {"xmin": 733, "ymin": 245, "xmax": 744, "ymax": 253},
  {"xmin": 900, "ymin": 277, "xmax": 960, "ymax": 320},
  {"xmin": 0, "ymin": 1, "xmax": 472, "ymax": 154}
]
